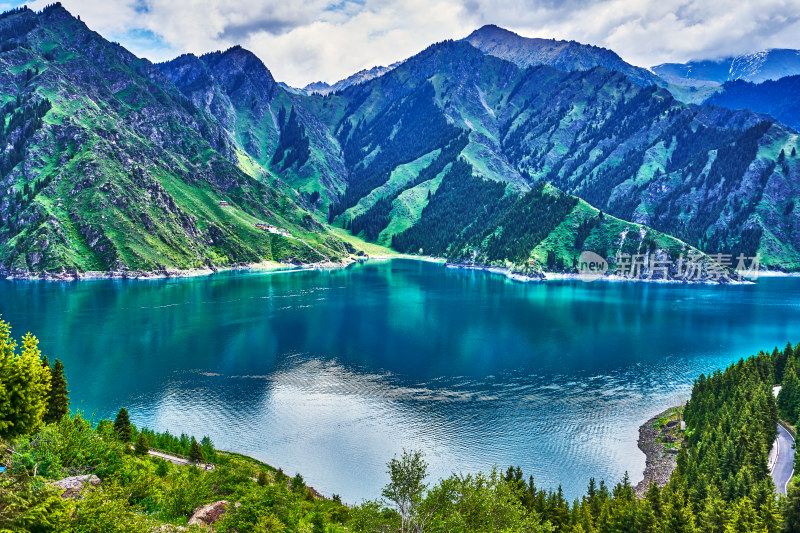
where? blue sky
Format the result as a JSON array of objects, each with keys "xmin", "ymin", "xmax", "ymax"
[{"xmin": 8, "ymin": 0, "xmax": 800, "ymax": 87}]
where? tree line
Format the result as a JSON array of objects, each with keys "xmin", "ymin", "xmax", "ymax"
[{"xmin": 0, "ymin": 314, "xmax": 69, "ymax": 440}]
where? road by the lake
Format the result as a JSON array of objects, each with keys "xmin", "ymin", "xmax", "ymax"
[{"xmin": 770, "ymin": 424, "xmax": 795, "ymax": 496}]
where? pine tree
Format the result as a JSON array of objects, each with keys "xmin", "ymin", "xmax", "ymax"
[
  {"xmin": 44, "ymin": 359, "xmax": 69, "ymax": 424},
  {"xmin": 645, "ymin": 482, "xmax": 664, "ymax": 520},
  {"xmin": 778, "ymin": 367, "xmax": 800, "ymax": 424},
  {"xmin": 198, "ymin": 435, "xmax": 216, "ymax": 462},
  {"xmin": 783, "ymin": 483, "xmax": 800, "ymax": 532},
  {"xmin": 189, "ymin": 437, "xmax": 204, "ymax": 463},
  {"xmin": 698, "ymin": 488, "xmax": 728, "ymax": 533},
  {"xmin": 275, "ymin": 468, "xmax": 287, "ymax": 486},
  {"xmin": 663, "ymin": 490, "xmax": 697, "ymax": 533},
  {"xmin": 292, "ymin": 472, "xmax": 306, "ymax": 494},
  {"xmin": 0, "ymin": 320, "xmax": 51, "ymax": 439},
  {"xmin": 635, "ymin": 498, "xmax": 659, "ymax": 533},
  {"xmin": 113, "ymin": 407, "xmax": 132, "ymax": 442},
  {"xmin": 134, "ymin": 431, "xmax": 149, "ymax": 457},
  {"xmin": 727, "ymin": 497, "xmax": 763, "ymax": 532}
]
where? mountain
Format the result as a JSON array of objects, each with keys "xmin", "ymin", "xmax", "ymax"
[
  {"xmin": 3, "ymin": 10, "xmax": 799, "ymax": 277},
  {"xmin": 704, "ymin": 75, "xmax": 800, "ymax": 131},
  {"xmin": 463, "ymin": 24, "xmax": 660, "ymax": 87},
  {"xmin": 157, "ymin": 47, "xmax": 348, "ymax": 205},
  {"xmin": 0, "ymin": 5, "xmax": 349, "ymax": 277},
  {"xmin": 653, "ymin": 49, "xmax": 800, "ymax": 86},
  {"xmin": 302, "ymin": 64, "xmax": 397, "ymax": 95},
  {"xmin": 302, "ymin": 39, "xmax": 800, "ymax": 271}
]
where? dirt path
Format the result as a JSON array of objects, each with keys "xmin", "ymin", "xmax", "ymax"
[{"xmin": 148, "ymin": 449, "xmax": 215, "ymax": 471}]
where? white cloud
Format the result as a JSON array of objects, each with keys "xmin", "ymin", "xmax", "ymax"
[{"xmin": 16, "ymin": 0, "xmax": 800, "ymax": 86}]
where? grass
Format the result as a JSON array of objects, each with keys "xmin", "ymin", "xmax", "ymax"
[
  {"xmin": 342, "ymin": 149, "xmax": 439, "ymax": 221},
  {"xmin": 530, "ymin": 192, "xmax": 698, "ymax": 272},
  {"xmin": 329, "ymin": 227, "xmax": 401, "ymax": 257},
  {"xmin": 217, "ymin": 451, "xmax": 278, "ymax": 472},
  {"xmin": 377, "ymin": 164, "xmax": 449, "ymax": 246}
]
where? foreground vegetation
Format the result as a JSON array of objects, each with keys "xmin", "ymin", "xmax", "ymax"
[{"xmin": 3, "ymin": 313, "xmax": 800, "ymax": 531}]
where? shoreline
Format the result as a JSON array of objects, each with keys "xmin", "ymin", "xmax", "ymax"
[
  {"xmin": 0, "ymin": 258, "xmax": 359, "ymax": 282},
  {"xmin": 444, "ymin": 262, "xmax": 545, "ymax": 282},
  {"xmin": 444, "ymin": 262, "xmax": 754, "ymax": 284},
  {"xmin": 634, "ymin": 407, "xmax": 683, "ymax": 496},
  {"xmin": 3, "ymin": 255, "xmax": 790, "ymax": 283}
]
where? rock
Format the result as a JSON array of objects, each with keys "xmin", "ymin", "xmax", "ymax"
[
  {"xmin": 188, "ymin": 500, "xmax": 239, "ymax": 527},
  {"xmin": 665, "ymin": 420, "xmax": 679, "ymax": 428},
  {"xmin": 51, "ymin": 474, "xmax": 101, "ymax": 499}
]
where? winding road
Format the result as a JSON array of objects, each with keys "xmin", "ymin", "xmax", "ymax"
[{"xmin": 770, "ymin": 423, "xmax": 795, "ymax": 496}]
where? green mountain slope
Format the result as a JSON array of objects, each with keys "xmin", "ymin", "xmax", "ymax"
[
  {"xmin": 2, "ymin": 8, "xmax": 797, "ymax": 277},
  {"xmin": 300, "ymin": 40, "xmax": 800, "ymax": 272},
  {"xmin": 0, "ymin": 5, "xmax": 349, "ymax": 277},
  {"xmin": 157, "ymin": 47, "xmax": 348, "ymax": 210}
]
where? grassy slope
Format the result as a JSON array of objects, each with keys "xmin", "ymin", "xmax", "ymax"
[
  {"xmin": 531, "ymin": 192, "xmax": 700, "ymax": 273},
  {"xmin": 0, "ymin": 8, "xmax": 349, "ymax": 274},
  {"xmin": 340, "ymin": 150, "xmax": 439, "ymax": 223},
  {"xmin": 377, "ymin": 164, "xmax": 450, "ymax": 246}
]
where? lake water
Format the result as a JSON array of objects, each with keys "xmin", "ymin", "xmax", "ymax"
[{"xmin": 2, "ymin": 259, "xmax": 799, "ymax": 502}]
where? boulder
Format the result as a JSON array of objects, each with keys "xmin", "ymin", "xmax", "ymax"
[
  {"xmin": 188, "ymin": 500, "xmax": 239, "ymax": 527},
  {"xmin": 51, "ymin": 474, "xmax": 101, "ymax": 499}
]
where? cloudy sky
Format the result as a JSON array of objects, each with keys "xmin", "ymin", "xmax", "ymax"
[{"xmin": 6, "ymin": 0, "xmax": 800, "ymax": 87}]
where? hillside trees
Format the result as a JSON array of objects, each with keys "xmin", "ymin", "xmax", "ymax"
[
  {"xmin": 272, "ymin": 106, "xmax": 310, "ymax": 172},
  {"xmin": 0, "ymin": 316, "xmax": 51, "ymax": 440},
  {"xmin": 113, "ymin": 407, "xmax": 132, "ymax": 443},
  {"xmin": 44, "ymin": 359, "xmax": 69, "ymax": 423}
]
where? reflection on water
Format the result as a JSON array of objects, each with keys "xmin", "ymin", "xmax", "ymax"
[{"xmin": 2, "ymin": 260, "xmax": 800, "ymax": 502}]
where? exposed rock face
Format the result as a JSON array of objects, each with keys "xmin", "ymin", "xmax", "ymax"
[
  {"xmin": 303, "ymin": 64, "xmax": 397, "ymax": 95},
  {"xmin": 157, "ymin": 46, "xmax": 349, "ymax": 202},
  {"xmin": 464, "ymin": 24, "xmax": 660, "ymax": 86},
  {"xmin": 187, "ymin": 500, "xmax": 239, "ymax": 527},
  {"xmin": 51, "ymin": 474, "xmax": 101, "ymax": 499}
]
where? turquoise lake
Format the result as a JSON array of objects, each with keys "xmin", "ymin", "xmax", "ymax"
[{"xmin": 2, "ymin": 259, "xmax": 799, "ymax": 502}]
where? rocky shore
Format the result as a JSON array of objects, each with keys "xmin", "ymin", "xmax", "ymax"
[
  {"xmin": 634, "ymin": 407, "xmax": 684, "ymax": 496},
  {"xmin": 444, "ymin": 261, "xmax": 546, "ymax": 281},
  {"xmin": 1, "ymin": 258, "xmax": 358, "ymax": 281}
]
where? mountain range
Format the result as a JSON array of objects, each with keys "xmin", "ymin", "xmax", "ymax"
[
  {"xmin": 704, "ymin": 75, "xmax": 800, "ymax": 131},
  {"xmin": 301, "ymin": 64, "xmax": 399, "ymax": 95},
  {"xmin": 2, "ymin": 4, "xmax": 800, "ymax": 278},
  {"xmin": 653, "ymin": 49, "xmax": 800, "ymax": 86}
]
